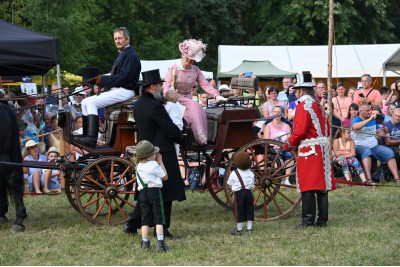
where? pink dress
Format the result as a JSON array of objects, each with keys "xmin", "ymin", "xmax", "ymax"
[{"xmin": 163, "ymin": 63, "xmax": 219, "ymax": 145}]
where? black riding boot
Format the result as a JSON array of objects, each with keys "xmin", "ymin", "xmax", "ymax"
[
  {"xmin": 316, "ymin": 190, "xmax": 329, "ymax": 227},
  {"xmin": 82, "ymin": 115, "xmax": 88, "ymax": 136},
  {"xmin": 75, "ymin": 115, "xmax": 98, "ymax": 148},
  {"xmin": 299, "ymin": 191, "xmax": 316, "ymax": 227}
]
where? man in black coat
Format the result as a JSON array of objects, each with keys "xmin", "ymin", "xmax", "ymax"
[{"xmin": 126, "ymin": 69, "xmax": 185, "ymax": 239}]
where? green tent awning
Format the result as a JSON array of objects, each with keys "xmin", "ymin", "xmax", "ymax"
[{"xmin": 218, "ymin": 60, "xmax": 297, "ymax": 79}]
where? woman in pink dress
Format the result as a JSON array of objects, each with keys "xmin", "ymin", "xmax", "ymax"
[{"xmin": 163, "ymin": 39, "xmax": 226, "ymax": 145}]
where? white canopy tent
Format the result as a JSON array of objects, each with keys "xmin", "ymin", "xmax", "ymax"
[
  {"xmin": 218, "ymin": 44, "xmax": 400, "ymax": 82},
  {"xmin": 140, "ymin": 59, "xmax": 213, "ymax": 80},
  {"xmin": 382, "ymin": 47, "xmax": 400, "ymax": 85}
]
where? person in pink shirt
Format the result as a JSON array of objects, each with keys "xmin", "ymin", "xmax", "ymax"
[
  {"xmin": 352, "ymin": 74, "xmax": 382, "ymax": 109},
  {"xmin": 332, "ymin": 82, "xmax": 352, "ymax": 122},
  {"xmin": 163, "ymin": 39, "xmax": 226, "ymax": 145}
]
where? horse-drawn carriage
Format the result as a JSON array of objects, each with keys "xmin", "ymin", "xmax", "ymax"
[
  {"xmin": 1, "ymin": 77, "xmax": 301, "ymax": 229},
  {"xmin": 56, "ymin": 77, "xmax": 300, "ymax": 225}
]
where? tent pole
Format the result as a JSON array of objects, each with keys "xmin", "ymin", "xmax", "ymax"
[
  {"xmin": 327, "ymin": 0, "xmax": 334, "ymax": 156},
  {"xmin": 57, "ymin": 64, "xmax": 62, "ymax": 107},
  {"xmin": 383, "ymin": 69, "xmax": 386, "ymax": 86}
]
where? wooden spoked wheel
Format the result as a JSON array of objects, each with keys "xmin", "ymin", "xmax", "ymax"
[
  {"xmin": 205, "ymin": 149, "xmax": 234, "ymax": 209},
  {"xmin": 75, "ymin": 156, "xmax": 136, "ymax": 225},
  {"xmin": 224, "ymin": 139, "xmax": 301, "ymax": 221},
  {"xmin": 65, "ymin": 177, "xmax": 79, "ymax": 212}
]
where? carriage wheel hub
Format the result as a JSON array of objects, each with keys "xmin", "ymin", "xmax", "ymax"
[
  {"xmin": 105, "ymin": 186, "xmax": 118, "ymax": 199},
  {"xmin": 260, "ymin": 175, "xmax": 273, "ymax": 188}
]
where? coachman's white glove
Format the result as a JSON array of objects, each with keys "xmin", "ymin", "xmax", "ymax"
[{"xmin": 215, "ymin": 95, "xmax": 227, "ymax": 102}]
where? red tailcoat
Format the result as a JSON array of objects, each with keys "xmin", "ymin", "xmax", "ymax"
[{"xmin": 283, "ymin": 95, "xmax": 335, "ymax": 192}]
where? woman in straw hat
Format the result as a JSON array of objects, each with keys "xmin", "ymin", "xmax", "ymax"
[
  {"xmin": 22, "ymin": 140, "xmax": 47, "ymax": 194},
  {"xmin": 163, "ymin": 39, "xmax": 227, "ymax": 145}
]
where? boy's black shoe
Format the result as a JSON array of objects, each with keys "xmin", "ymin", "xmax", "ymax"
[
  {"xmin": 141, "ymin": 240, "xmax": 150, "ymax": 249},
  {"xmin": 156, "ymin": 240, "xmax": 170, "ymax": 252}
]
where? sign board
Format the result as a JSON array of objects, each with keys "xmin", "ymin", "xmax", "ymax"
[{"xmin": 21, "ymin": 83, "xmax": 37, "ymax": 95}]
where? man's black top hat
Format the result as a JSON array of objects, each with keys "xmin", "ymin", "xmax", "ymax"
[
  {"xmin": 82, "ymin": 66, "xmax": 99, "ymax": 85},
  {"xmin": 141, "ymin": 69, "xmax": 164, "ymax": 87}
]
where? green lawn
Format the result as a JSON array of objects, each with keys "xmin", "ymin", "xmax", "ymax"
[{"xmin": 1, "ymin": 184, "xmax": 400, "ymax": 265}]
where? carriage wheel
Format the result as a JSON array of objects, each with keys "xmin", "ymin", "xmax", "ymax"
[
  {"xmin": 224, "ymin": 139, "xmax": 301, "ymax": 221},
  {"xmin": 205, "ymin": 149, "xmax": 234, "ymax": 209},
  {"xmin": 65, "ymin": 177, "xmax": 79, "ymax": 212},
  {"xmin": 75, "ymin": 156, "xmax": 136, "ymax": 225}
]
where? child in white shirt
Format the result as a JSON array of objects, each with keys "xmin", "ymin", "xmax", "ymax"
[
  {"xmin": 227, "ymin": 151, "xmax": 255, "ymax": 235},
  {"xmin": 135, "ymin": 140, "xmax": 169, "ymax": 252}
]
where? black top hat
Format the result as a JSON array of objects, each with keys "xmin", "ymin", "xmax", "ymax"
[
  {"xmin": 293, "ymin": 71, "xmax": 315, "ymax": 89},
  {"xmin": 82, "ymin": 66, "xmax": 99, "ymax": 85},
  {"xmin": 141, "ymin": 69, "xmax": 164, "ymax": 87}
]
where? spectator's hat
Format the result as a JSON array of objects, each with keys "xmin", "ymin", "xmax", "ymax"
[
  {"xmin": 22, "ymin": 140, "xmax": 45, "ymax": 155},
  {"xmin": 179, "ymin": 39, "xmax": 207, "ymax": 62},
  {"xmin": 234, "ymin": 151, "xmax": 252, "ymax": 170},
  {"xmin": 293, "ymin": 71, "xmax": 315, "ymax": 91},
  {"xmin": 73, "ymin": 86, "xmax": 86, "ymax": 96},
  {"xmin": 17, "ymin": 120, "xmax": 28, "ymax": 131},
  {"xmin": 141, "ymin": 69, "xmax": 164, "ymax": 87},
  {"xmin": 46, "ymin": 146, "xmax": 60, "ymax": 157},
  {"xmin": 219, "ymin": 84, "xmax": 231, "ymax": 92},
  {"xmin": 135, "ymin": 140, "xmax": 160, "ymax": 161}
]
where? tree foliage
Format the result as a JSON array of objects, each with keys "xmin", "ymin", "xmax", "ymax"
[{"xmin": 0, "ymin": 0, "xmax": 399, "ymax": 77}]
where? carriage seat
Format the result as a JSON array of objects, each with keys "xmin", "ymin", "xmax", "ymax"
[
  {"xmin": 104, "ymin": 97, "xmax": 138, "ymax": 144},
  {"xmin": 205, "ymin": 107, "xmax": 260, "ymax": 143}
]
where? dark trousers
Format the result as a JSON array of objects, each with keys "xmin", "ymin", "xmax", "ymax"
[
  {"xmin": 301, "ymin": 190, "xmax": 329, "ymax": 226},
  {"xmin": 233, "ymin": 189, "xmax": 254, "ymax": 223},
  {"xmin": 125, "ymin": 199, "xmax": 173, "ymax": 231}
]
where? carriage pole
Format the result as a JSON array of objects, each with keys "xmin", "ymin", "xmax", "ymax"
[{"xmin": 327, "ymin": 0, "xmax": 334, "ymax": 154}]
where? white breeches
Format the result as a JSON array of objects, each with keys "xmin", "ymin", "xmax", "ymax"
[{"xmin": 81, "ymin": 87, "xmax": 135, "ymax": 115}]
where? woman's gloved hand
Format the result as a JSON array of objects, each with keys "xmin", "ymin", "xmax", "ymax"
[{"xmin": 215, "ymin": 95, "xmax": 227, "ymax": 102}]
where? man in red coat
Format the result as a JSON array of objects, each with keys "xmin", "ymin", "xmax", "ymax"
[{"xmin": 283, "ymin": 72, "xmax": 334, "ymax": 227}]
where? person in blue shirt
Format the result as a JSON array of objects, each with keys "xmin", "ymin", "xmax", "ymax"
[
  {"xmin": 351, "ymin": 103, "xmax": 400, "ymax": 184},
  {"xmin": 383, "ymin": 108, "xmax": 400, "ymax": 170}
]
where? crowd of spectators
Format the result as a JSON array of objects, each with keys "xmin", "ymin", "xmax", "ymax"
[
  {"xmin": 0, "ymin": 83, "xmax": 97, "ymax": 194},
  {"xmin": 2, "ymin": 73, "xmax": 400, "ymax": 194},
  {"xmin": 199, "ymin": 74, "xmax": 400, "ymax": 186}
]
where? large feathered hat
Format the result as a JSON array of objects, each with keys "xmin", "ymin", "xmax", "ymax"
[{"xmin": 179, "ymin": 39, "xmax": 207, "ymax": 62}]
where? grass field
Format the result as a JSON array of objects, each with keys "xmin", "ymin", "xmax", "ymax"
[{"xmin": 1, "ymin": 183, "xmax": 400, "ymax": 265}]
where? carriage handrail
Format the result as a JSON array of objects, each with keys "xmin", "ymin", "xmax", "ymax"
[
  {"xmin": 221, "ymin": 113, "xmax": 281, "ymax": 124},
  {"xmin": 0, "ymin": 160, "xmax": 62, "ymax": 170}
]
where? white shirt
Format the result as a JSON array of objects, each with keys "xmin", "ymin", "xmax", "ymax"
[
  {"xmin": 227, "ymin": 169, "xmax": 255, "ymax": 192},
  {"xmin": 164, "ymin": 101, "xmax": 184, "ymax": 130},
  {"xmin": 136, "ymin": 161, "xmax": 165, "ymax": 190}
]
